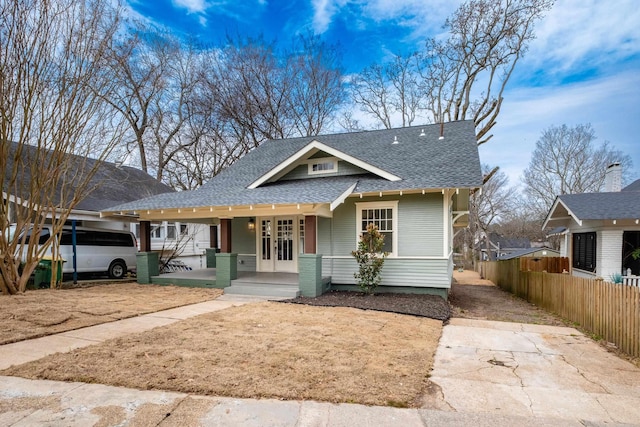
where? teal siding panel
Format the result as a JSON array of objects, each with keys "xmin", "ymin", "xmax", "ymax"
[
  {"xmin": 280, "ymin": 164, "xmax": 308, "ymax": 180},
  {"xmin": 335, "ymin": 194, "xmax": 444, "ymax": 257},
  {"xmin": 397, "ymin": 193, "xmax": 443, "ymax": 257},
  {"xmin": 317, "ymin": 217, "xmax": 332, "ymax": 255},
  {"xmin": 327, "ymin": 257, "xmax": 451, "ymax": 289},
  {"xmin": 232, "ymin": 218, "xmax": 256, "ymax": 254},
  {"xmin": 237, "ymin": 255, "xmax": 256, "ymax": 272},
  {"xmin": 279, "ymin": 160, "xmax": 369, "ymax": 181},
  {"xmin": 330, "ymin": 200, "xmax": 357, "ymax": 254}
]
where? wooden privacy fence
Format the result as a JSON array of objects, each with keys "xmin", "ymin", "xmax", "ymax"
[
  {"xmin": 478, "ymin": 259, "xmax": 640, "ymax": 358},
  {"xmin": 519, "ymin": 256, "xmax": 569, "ymax": 273}
]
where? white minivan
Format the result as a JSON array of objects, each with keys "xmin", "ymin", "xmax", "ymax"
[{"xmin": 14, "ymin": 225, "xmax": 137, "ymax": 279}]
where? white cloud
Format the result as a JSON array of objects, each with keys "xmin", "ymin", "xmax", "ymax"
[
  {"xmin": 525, "ymin": 0, "xmax": 640, "ymax": 75},
  {"xmin": 480, "ymin": 70, "xmax": 640, "ymax": 186},
  {"xmin": 311, "ymin": 0, "xmax": 339, "ymax": 33},
  {"xmin": 173, "ymin": 0, "xmax": 208, "ymax": 14},
  {"xmin": 310, "ymin": 0, "xmax": 459, "ymax": 37}
]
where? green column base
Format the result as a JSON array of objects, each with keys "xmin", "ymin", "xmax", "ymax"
[
  {"xmin": 206, "ymin": 248, "xmax": 219, "ymax": 268},
  {"xmin": 216, "ymin": 253, "xmax": 238, "ymax": 287},
  {"xmin": 299, "ymin": 254, "xmax": 323, "ymax": 297},
  {"xmin": 136, "ymin": 252, "xmax": 159, "ymax": 284}
]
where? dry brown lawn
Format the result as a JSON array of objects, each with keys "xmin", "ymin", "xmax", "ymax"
[
  {"xmin": 0, "ymin": 283, "xmax": 222, "ymax": 345},
  {"xmin": 2, "ymin": 302, "xmax": 443, "ymax": 407}
]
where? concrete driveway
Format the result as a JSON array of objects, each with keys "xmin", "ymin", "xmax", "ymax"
[{"xmin": 427, "ymin": 318, "xmax": 640, "ymax": 425}]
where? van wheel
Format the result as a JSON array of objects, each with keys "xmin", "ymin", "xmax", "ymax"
[{"xmin": 108, "ymin": 261, "xmax": 126, "ymax": 279}]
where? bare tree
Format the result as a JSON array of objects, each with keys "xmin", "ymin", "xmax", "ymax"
[
  {"xmin": 0, "ymin": 0, "xmax": 124, "ymax": 294},
  {"xmin": 102, "ymin": 26, "xmax": 201, "ymax": 182},
  {"xmin": 469, "ymin": 165, "xmax": 512, "ymax": 261},
  {"xmin": 287, "ymin": 34, "xmax": 346, "ymax": 136},
  {"xmin": 350, "ymin": 64, "xmax": 395, "ymax": 129},
  {"xmin": 522, "ymin": 123, "xmax": 633, "ymax": 216},
  {"xmin": 349, "ymin": 0, "xmax": 553, "ymax": 143},
  {"xmin": 183, "ymin": 35, "xmax": 346, "ymax": 187}
]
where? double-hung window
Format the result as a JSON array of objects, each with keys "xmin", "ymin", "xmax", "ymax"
[
  {"xmin": 355, "ymin": 201, "xmax": 398, "ymax": 255},
  {"xmin": 572, "ymin": 232, "xmax": 596, "ymax": 272}
]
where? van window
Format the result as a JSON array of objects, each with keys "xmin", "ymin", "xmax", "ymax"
[
  {"xmin": 23, "ymin": 228, "xmax": 50, "ymax": 245},
  {"xmin": 60, "ymin": 230, "xmax": 134, "ymax": 247}
]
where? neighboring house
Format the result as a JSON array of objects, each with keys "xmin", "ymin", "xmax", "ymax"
[
  {"xmin": 102, "ymin": 121, "xmax": 483, "ymax": 298},
  {"xmin": 543, "ymin": 165, "xmax": 640, "ymax": 279},
  {"xmin": 131, "ymin": 221, "xmax": 212, "ymax": 269},
  {"xmin": 497, "ymin": 247, "xmax": 560, "ymax": 261},
  {"xmin": 3, "ymin": 141, "xmax": 172, "ymax": 227},
  {"xmin": 477, "ymin": 232, "xmax": 531, "ymax": 261},
  {"xmin": 2, "ymin": 141, "xmax": 209, "ymax": 267}
]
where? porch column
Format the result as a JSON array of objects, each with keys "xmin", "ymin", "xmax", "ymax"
[
  {"xmin": 220, "ymin": 219, "xmax": 232, "ymax": 253},
  {"xmin": 136, "ymin": 252, "xmax": 159, "ymax": 284},
  {"xmin": 304, "ymin": 216, "xmax": 317, "ymax": 254},
  {"xmin": 216, "ymin": 253, "xmax": 238, "ymax": 287},
  {"xmin": 299, "ymin": 254, "xmax": 324, "ymax": 297},
  {"xmin": 139, "ymin": 221, "xmax": 151, "ymax": 252}
]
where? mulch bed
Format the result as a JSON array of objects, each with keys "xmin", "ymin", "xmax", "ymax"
[{"xmin": 282, "ymin": 290, "xmax": 450, "ymax": 321}]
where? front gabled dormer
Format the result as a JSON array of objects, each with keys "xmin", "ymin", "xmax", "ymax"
[{"xmin": 247, "ymin": 140, "xmax": 401, "ymax": 189}]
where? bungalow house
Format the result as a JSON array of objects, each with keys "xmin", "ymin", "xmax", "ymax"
[
  {"xmin": 543, "ymin": 164, "xmax": 640, "ymax": 280},
  {"xmin": 101, "ymin": 121, "xmax": 483, "ymax": 298}
]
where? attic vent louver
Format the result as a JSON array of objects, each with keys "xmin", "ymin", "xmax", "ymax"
[{"xmin": 392, "ymin": 136, "xmax": 399, "ymax": 144}]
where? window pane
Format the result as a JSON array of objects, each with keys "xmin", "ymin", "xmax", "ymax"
[
  {"xmin": 167, "ymin": 225, "xmax": 176, "ymax": 239},
  {"xmin": 381, "ymin": 232, "xmax": 392, "ymax": 253}
]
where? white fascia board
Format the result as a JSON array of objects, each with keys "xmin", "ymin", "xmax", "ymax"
[
  {"xmin": 248, "ymin": 140, "xmax": 401, "ymax": 189},
  {"xmin": 330, "ymin": 182, "xmax": 357, "ymax": 211},
  {"xmin": 542, "ymin": 198, "xmax": 582, "ymax": 229}
]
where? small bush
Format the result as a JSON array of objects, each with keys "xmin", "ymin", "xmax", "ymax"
[{"xmin": 351, "ymin": 224, "xmax": 388, "ymax": 294}]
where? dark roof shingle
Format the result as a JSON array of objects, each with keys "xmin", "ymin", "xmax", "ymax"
[{"xmin": 104, "ymin": 121, "xmax": 482, "ymax": 212}]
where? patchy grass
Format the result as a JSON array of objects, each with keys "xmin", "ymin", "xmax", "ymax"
[
  {"xmin": 2, "ymin": 302, "xmax": 443, "ymax": 407},
  {"xmin": 0, "ymin": 283, "xmax": 222, "ymax": 344}
]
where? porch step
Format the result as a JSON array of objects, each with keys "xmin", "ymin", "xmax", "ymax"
[{"xmin": 224, "ymin": 282, "xmax": 300, "ymax": 298}]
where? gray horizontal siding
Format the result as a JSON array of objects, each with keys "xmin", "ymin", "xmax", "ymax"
[
  {"xmin": 327, "ymin": 257, "xmax": 452, "ymax": 289},
  {"xmin": 232, "ymin": 218, "xmax": 256, "ymax": 254},
  {"xmin": 237, "ymin": 255, "xmax": 256, "ymax": 272},
  {"xmin": 279, "ymin": 160, "xmax": 368, "ymax": 181},
  {"xmin": 398, "ymin": 193, "xmax": 442, "ymax": 257},
  {"xmin": 317, "ymin": 217, "xmax": 332, "ymax": 255},
  {"xmin": 332, "ymin": 194, "xmax": 444, "ymax": 257}
]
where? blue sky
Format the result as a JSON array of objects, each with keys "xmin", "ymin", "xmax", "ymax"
[{"xmin": 127, "ymin": 0, "xmax": 640, "ymax": 187}]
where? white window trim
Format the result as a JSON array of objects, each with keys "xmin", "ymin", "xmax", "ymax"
[
  {"xmin": 307, "ymin": 157, "xmax": 338, "ymax": 175},
  {"xmin": 355, "ymin": 200, "xmax": 399, "ymax": 257}
]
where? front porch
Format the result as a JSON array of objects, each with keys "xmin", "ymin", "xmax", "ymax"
[{"xmin": 149, "ymin": 268, "xmax": 331, "ymax": 298}]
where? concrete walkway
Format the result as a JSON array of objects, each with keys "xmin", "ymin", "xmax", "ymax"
[{"xmin": 0, "ymin": 298, "xmax": 639, "ymax": 426}]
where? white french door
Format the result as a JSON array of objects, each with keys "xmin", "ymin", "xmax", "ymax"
[{"xmin": 258, "ymin": 217, "xmax": 297, "ymax": 272}]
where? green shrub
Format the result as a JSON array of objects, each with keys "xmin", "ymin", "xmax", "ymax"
[{"xmin": 351, "ymin": 223, "xmax": 388, "ymax": 294}]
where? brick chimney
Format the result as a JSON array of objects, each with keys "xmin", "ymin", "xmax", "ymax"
[{"xmin": 604, "ymin": 163, "xmax": 622, "ymax": 192}]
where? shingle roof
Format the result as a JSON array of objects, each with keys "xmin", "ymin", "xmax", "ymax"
[
  {"xmin": 497, "ymin": 247, "xmax": 558, "ymax": 260},
  {"xmin": 557, "ymin": 190, "xmax": 640, "ymax": 221},
  {"xmin": 622, "ymin": 178, "xmax": 640, "ymax": 192},
  {"xmin": 104, "ymin": 121, "xmax": 482, "ymax": 213},
  {"xmin": 3, "ymin": 141, "xmax": 173, "ymax": 212}
]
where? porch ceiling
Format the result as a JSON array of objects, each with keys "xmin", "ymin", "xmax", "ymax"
[{"xmin": 104, "ymin": 202, "xmax": 333, "ymax": 222}]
